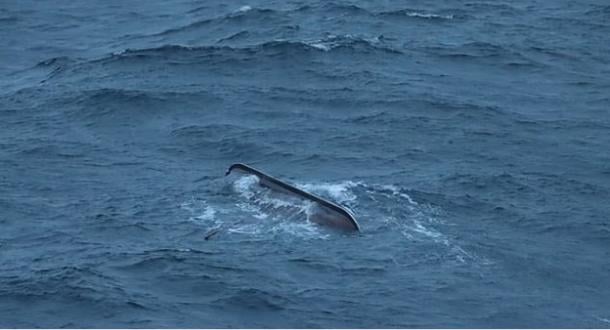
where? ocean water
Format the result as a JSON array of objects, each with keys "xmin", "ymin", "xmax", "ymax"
[{"xmin": 1, "ymin": 0, "xmax": 610, "ymax": 327}]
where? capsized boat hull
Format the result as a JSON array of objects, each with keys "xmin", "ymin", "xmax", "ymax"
[{"xmin": 226, "ymin": 163, "xmax": 360, "ymax": 232}]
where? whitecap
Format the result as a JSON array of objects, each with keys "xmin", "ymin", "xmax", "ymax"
[
  {"xmin": 228, "ymin": 223, "xmax": 261, "ymax": 235},
  {"xmin": 237, "ymin": 5, "xmax": 252, "ymax": 13},
  {"xmin": 194, "ymin": 206, "xmax": 216, "ymax": 222},
  {"xmin": 308, "ymin": 42, "xmax": 331, "ymax": 52},
  {"xmin": 380, "ymin": 184, "xmax": 418, "ymax": 205},
  {"xmin": 235, "ymin": 201, "xmax": 269, "ymax": 220},
  {"xmin": 404, "ymin": 11, "xmax": 454, "ymax": 19},
  {"xmin": 181, "ymin": 199, "xmax": 221, "ymax": 225},
  {"xmin": 296, "ymin": 181, "xmax": 359, "ymax": 204},
  {"xmin": 232, "ymin": 174, "xmax": 259, "ymax": 199}
]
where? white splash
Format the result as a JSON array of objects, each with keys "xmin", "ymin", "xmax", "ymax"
[
  {"xmin": 236, "ymin": 201, "xmax": 269, "ymax": 220},
  {"xmin": 304, "ymin": 34, "xmax": 356, "ymax": 52},
  {"xmin": 195, "ymin": 206, "xmax": 216, "ymax": 222},
  {"xmin": 181, "ymin": 199, "xmax": 218, "ymax": 224},
  {"xmin": 233, "ymin": 174, "xmax": 259, "ymax": 199},
  {"xmin": 223, "ymin": 174, "xmax": 346, "ymax": 240},
  {"xmin": 404, "ymin": 11, "xmax": 454, "ymax": 19},
  {"xmin": 309, "ymin": 42, "xmax": 331, "ymax": 52},
  {"xmin": 411, "ymin": 219, "xmax": 443, "ymax": 239},
  {"xmin": 237, "ymin": 5, "xmax": 252, "ymax": 12},
  {"xmin": 228, "ymin": 223, "xmax": 261, "ymax": 235},
  {"xmin": 233, "ymin": 174, "xmax": 308, "ymax": 221},
  {"xmin": 365, "ymin": 183, "xmax": 478, "ymax": 264},
  {"xmin": 381, "ymin": 184, "xmax": 418, "ymax": 205},
  {"xmin": 296, "ymin": 181, "xmax": 359, "ymax": 204}
]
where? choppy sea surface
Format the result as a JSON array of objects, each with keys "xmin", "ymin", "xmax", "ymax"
[{"xmin": 1, "ymin": 0, "xmax": 610, "ymax": 328}]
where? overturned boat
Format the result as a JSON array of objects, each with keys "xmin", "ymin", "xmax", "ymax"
[{"xmin": 226, "ymin": 163, "xmax": 360, "ymax": 232}]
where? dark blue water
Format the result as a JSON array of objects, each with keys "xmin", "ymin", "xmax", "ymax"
[{"xmin": 1, "ymin": 0, "xmax": 610, "ymax": 327}]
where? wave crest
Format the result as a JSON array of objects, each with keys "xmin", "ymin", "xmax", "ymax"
[
  {"xmin": 379, "ymin": 8, "xmax": 458, "ymax": 20},
  {"xmin": 155, "ymin": 7, "xmax": 282, "ymax": 37},
  {"xmin": 104, "ymin": 35, "xmax": 400, "ymax": 64}
]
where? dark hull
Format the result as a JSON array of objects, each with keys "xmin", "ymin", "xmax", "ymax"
[{"xmin": 226, "ymin": 163, "xmax": 360, "ymax": 232}]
